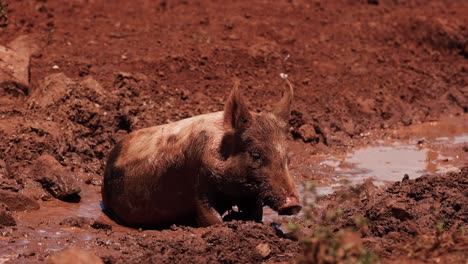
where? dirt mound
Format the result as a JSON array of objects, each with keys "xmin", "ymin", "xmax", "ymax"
[
  {"xmin": 124, "ymin": 222, "xmax": 298, "ymax": 263},
  {"xmin": 315, "ymin": 168, "xmax": 468, "ymax": 263}
]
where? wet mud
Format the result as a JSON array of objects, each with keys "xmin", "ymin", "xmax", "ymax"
[{"xmin": 1, "ymin": 0, "xmax": 467, "ymax": 263}]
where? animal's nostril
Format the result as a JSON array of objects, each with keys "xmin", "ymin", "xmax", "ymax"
[
  {"xmin": 278, "ymin": 205, "xmax": 302, "ymax": 215},
  {"xmin": 277, "ymin": 196, "xmax": 301, "ymax": 215}
]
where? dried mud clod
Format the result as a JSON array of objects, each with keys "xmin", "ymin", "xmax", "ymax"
[
  {"xmin": 29, "ymin": 155, "xmax": 81, "ymax": 202},
  {"xmin": 0, "ymin": 190, "xmax": 40, "ymax": 211}
]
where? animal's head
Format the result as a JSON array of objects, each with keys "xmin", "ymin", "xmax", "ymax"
[{"xmin": 221, "ymin": 77, "xmax": 301, "ymax": 216}]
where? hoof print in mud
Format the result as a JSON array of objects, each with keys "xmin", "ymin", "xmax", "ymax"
[{"xmin": 30, "ymin": 155, "xmax": 81, "ymax": 202}]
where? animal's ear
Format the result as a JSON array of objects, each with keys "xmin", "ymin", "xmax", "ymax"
[
  {"xmin": 223, "ymin": 78, "xmax": 252, "ymax": 132},
  {"xmin": 273, "ymin": 77, "xmax": 294, "ymax": 123}
]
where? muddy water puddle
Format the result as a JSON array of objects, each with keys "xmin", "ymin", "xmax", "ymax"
[
  {"xmin": 0, "ymin": 185, "xmax": 104, "ymax": 260},
  {"xmin": 315, "ymin": 116, "xmax": 467, "ymax": 188},
  {"xmin": 263, "ymin": 116, "xmax": 467, "ymax": 221}
]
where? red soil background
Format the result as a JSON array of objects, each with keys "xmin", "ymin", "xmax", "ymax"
[{"xmin": 0, "ymin": 0, "xmax": 467, "ymax": 263}]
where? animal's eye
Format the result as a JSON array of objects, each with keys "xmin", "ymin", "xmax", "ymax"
[{"xmin": 251, "ymin": 152, "xmax": 262, "ymax": 161}]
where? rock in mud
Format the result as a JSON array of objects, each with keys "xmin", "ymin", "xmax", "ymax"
[
  {"xmin": 30, "ymin": 155, "xmax": 81, "ymax": 202},
  {"xmin": 80, "ymin": 76, "xmax": 107, "ymax": 97},
  {"xmin": 0, "ymin": 160, "xmax": 21, "ymax": 192},
  {"xmin": 46, "ymin": 248, "xmax": 103, "ymax": 264},
  {"xmin": 0, "ymin": 203, "xmax": 16, "ymax": 227},
  {"xmin": 255, "ymin": 243, "xmax": 271, "ymax": 258},
  {"xmin": 27, "ymin": 73, "xmax": 74, "ymax": 108},
  {"xmin": 60, "ymin": 216, "xmax": 93, "ymax": 228},
  {"xmin": 0, "ymin": 35, "xmax": 39, "ymax": 90},
  {"xmin": 0, "ymin": 190, "xmax": 40, "ymax": 211},
  {"xmin": 21, "ymin": 178, "xmax": 52, "ymax": 201},
  {"xmin": 297, "ymin": 123, "xmax": 319, "ymax": 143}
]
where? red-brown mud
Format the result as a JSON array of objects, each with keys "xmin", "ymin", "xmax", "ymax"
[
  {"xmin": 0, "ymin": 0, "xmax": 467, "ymax": 263},
  {"xmin": 312, "ymin": 167, "xmax": 468, "ymax": 264}
]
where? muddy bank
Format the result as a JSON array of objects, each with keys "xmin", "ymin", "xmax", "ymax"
[
  {"xmin": 311, "ymin": 167, "xmax": 468, "ymax": 263},
  {"xmin": 1, "ymin": 168, "xmax": 466, "ymax": 263}
]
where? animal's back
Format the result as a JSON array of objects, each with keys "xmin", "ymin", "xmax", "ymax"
[{"xmin": 102, "ymin": 112, "xmax": 223, "ymax": 227}]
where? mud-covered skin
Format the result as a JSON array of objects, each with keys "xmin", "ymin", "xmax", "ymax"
[{"xmin": 103, "ymin": 80, "xmax": 300, "ymax": 228}]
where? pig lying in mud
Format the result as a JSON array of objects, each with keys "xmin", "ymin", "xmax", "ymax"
[{"xmin": 102, "ymin": 77, "xmax": 301, "ymax": 228}]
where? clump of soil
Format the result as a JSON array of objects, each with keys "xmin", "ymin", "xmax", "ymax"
[{"xmin": 311, "ymin": 167, "xmax": 468, "ymax": 263}]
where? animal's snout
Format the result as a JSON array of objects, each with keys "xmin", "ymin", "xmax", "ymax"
[{"xmin": 278, "ymin": 196, "xmax": 301, "ymax": 215}]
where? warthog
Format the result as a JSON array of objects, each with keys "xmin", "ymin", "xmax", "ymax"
[{"xmin": 102, "ymin": 77, "xmax": 301, "ymax": 228}]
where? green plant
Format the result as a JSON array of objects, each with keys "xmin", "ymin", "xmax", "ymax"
[
  {"xmin": 295, "ymin": 182, "xmax": 379, "ymax": 264},
  {"xmin": 429, "ymin": 201, "xmax": 444, "ymax": 251}
]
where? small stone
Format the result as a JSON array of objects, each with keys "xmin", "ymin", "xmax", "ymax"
[
  {"xmin": 255, "ymin": 243, "xmax": 271, "ymax": 258},
  {"xmin": 52, "ymin": 65, "xmax": 59, "ymax": 69},
  {"xmin": 46, "ymin": 248, "xmax": 103, "ymax": 264},
  {"xmin": 297, "ymin": 124, "xmax": 319, "ymax": 143}
]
